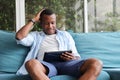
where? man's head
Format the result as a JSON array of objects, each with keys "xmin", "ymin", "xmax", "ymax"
[{"xmin": 40, "ymin": 9, "xmax": 56, "ymax": 35}]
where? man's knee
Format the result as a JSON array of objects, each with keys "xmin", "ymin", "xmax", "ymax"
[
  {"xmin": 87, "ymin": 58, "xmax": 103, "ymax": 74},
  {"xmin": 25, "ymin": 59, "xmax": 47, "ymax": 73},
  {"xmin": 25, "ymin": 59, "xmax": 40, "ymax": 68},
  {"xmin": 25, "ymin": 59, "xmax": 46, "ymax": 71},
  {"xmin": 93, "ymin": 58, "xmax": 102, "ymax": 68},
  {"xmin": 81, "ymin": 58, "xmax": 103, "ymax": 75},
  {"xmin": 88, "ymin": 58, "xmax": 102, "ymax": 69}
]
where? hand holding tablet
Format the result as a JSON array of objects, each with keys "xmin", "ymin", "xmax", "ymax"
[{"xmin": 43, "ymin": 50, "xmax": 72, "ymax": 62}]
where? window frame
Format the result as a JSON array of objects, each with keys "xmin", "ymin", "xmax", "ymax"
[{"xmin": 15, "ymin": 0, "xmax": 25, "ymax": 31}]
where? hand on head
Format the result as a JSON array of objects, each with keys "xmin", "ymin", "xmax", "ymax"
[{"xmin": 33, "ymin": 8, "xmax": 45, "ymax": 23}]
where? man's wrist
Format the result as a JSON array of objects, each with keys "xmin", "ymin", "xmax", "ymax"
[{"xmin": 29, "ymin": 19, "xmax": 36, "ymax": 24}]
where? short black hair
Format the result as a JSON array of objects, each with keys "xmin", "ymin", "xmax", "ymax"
[{"xmin": 40, "ymin": 9, "xmax": 55, "ymax": 21}]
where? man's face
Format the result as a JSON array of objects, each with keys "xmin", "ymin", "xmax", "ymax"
[{"xmin": 41, "ymin": 14, "xmax": 56, "ymax": 35}]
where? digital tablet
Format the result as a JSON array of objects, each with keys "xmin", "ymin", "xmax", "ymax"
[{"xmin": 43, "ymin": 50, "xmax": 72, "ymax": 62}]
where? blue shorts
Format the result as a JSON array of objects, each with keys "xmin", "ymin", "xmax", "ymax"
[{"xmin": 41, "ymin": 59, "xmax": 86, "ymax": 78}]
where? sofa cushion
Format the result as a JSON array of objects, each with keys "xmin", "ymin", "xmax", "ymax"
[
  {"xmin": 51, "ymin": 75, "xmax": 76, "ymax": 80},
  {"xmin": 0, "ymin": 74, "xmax": 31, "ymax": 80},
  {"xmin": 0, "ymin": 30, "xmax": 29, "ymax": 73},
  {"xmin": 103, "ymin": 67, "xmax": 120, "ymax": 80},
  {"xmin": 50, "ymin": 70, "xmax": 110, "ymax": 80},
  {"xmin": 0, "ymin": 71, "xmax": 110, "ymax": 80},
  {"xmin": 69, "ymin": 32, "xmax": 120, "ymax": 67}
]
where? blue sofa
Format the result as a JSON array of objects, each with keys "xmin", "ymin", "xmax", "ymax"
[{"xmin": 1, "ymin": 30, "xmax": 120, "ymax": 80}]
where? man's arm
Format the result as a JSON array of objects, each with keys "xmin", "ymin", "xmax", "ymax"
[
  {"xmin": 16, "ymin": 21, "xmax": 35, "ymax": 40},
  {"xmin": 16, "ymin": 9, "xmax": 44, "ymax": 40}
]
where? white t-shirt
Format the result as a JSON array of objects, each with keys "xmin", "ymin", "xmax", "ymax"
[{"xmin": 37, "ymin": 34, "xmax": 59, "ymax": 61}]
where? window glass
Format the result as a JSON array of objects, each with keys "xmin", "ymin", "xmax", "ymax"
[
  {"xmin": 0, "ymin": 0, "xmax": 16, "ymax": 31},
  {"xmin": 25, "ymin": 0, "xmax": 84, "ymax": 32},
  {"xmin": 88, "ymin": 0, "xmax": 120, "ymax": 32}
]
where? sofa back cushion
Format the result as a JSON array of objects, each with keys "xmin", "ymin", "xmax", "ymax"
[
  {"xmin": 70, "ymin": 32, "xmax": 120, "ymax": 67},
  {"xmin": 0, "ymin": 30, "xmax": 29, "ymax": 73}
]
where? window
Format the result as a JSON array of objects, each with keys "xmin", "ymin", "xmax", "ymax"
[
  {"xmin": 88, "ymin": 0, "xmax": 120, "ymax": 32},
  {"xmin": 1, "ymin": 0, "xmax": 120, "ymax": 32},
  {"xmin": 0, "ymin": 0, "xmax": 16, "ymax": 31},
  {"xmin": 25, "ymin": 0, "xmax": 84, "ymax": 32}
]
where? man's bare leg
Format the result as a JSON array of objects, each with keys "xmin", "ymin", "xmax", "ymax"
[
  {"xmin": 25, "ymin": 59, "xmax": 50, "ymax": 80},
  {"xmin": 79, "ymin": 58, "xmax": 103, "ymax": 80}
]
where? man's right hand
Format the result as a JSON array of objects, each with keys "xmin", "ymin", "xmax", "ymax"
[{"xmin": 32, "ymin": 9, "xmax": 45, "ymax": 23}]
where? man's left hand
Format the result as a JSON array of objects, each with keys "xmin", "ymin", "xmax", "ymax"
[{"xmin": 60, "ymin": 52, "xmax": 79, "ymax": 61}]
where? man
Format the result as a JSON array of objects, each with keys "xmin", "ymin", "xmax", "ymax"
[{"xmin": 16, "ymin": 8, "xmax": 102, "ymax": 80}]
